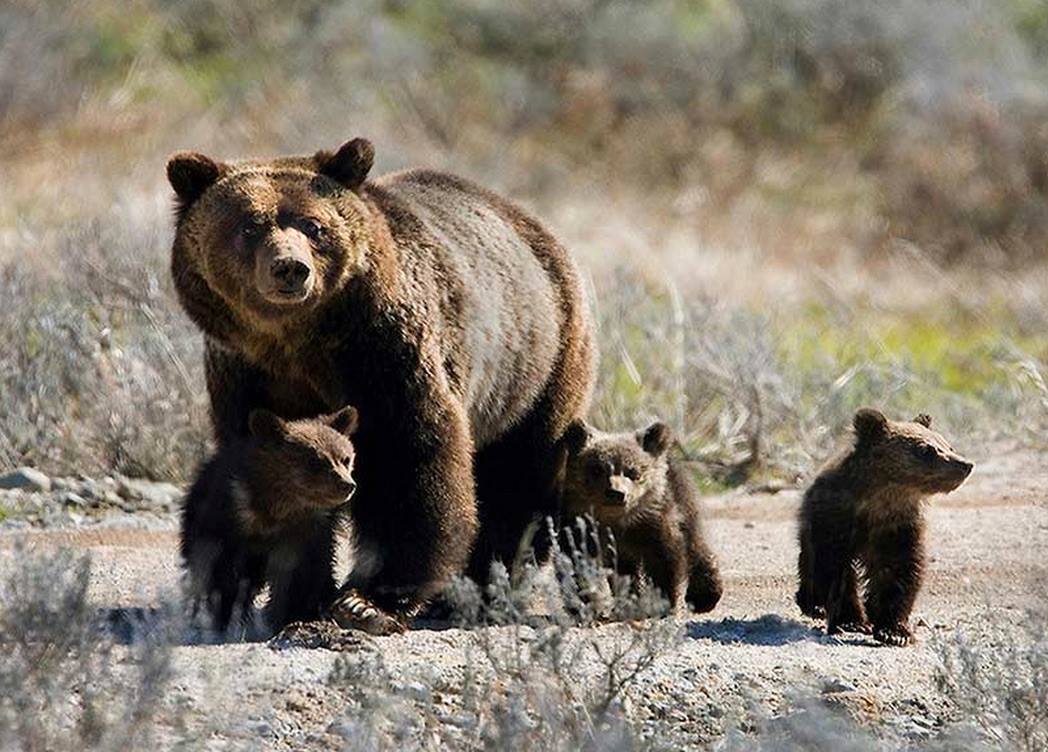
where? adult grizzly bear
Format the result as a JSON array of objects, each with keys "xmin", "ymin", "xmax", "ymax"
[
  {"xmin": 796, "ymin": 408, "xmax": 973, "ymax": 645},
  {"xmin": 167, "ymin": 138, "xmax": 594, "ymax": 632}
]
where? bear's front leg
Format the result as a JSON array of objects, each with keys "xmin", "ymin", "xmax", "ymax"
[
  {"xmin": 864, "ymin": 522, "xmax": 925, "ymax": 646},
  {"xmin": 331, "ymin": 399, "xmax": 478, "ymax": 634}
]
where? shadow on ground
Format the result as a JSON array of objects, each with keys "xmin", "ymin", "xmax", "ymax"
[
  {"xmin": 99, "ymin": 606, "xmax": 268, "ymax": 646},
  {"xmin": 686, "ymin": 614, "xmax": 873, "ymax": 646}
]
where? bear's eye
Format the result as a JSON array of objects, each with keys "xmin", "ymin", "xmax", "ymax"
[
  {"xmin": 913, "ymin": 444, "xmax": 938, "ymax": 462},
  {"xmin": 586, "ymin": 461, "xmax": 605, "ymax": 482},
  {"xmin": 298, "ymin": 217, "xmax": 323, "ymax": 241},
  {"xmin": 240, "ymin": 218, "xmax": 266, "ymax": 242}
]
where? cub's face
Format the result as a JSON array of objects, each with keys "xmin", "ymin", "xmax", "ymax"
[
  {"xmin": 248, "ymin": 406, "xmax": 359, "ymax": 510},
  {"xmin": 562, "ymin": 420, "xmax": 673, "ymax": 523},
  {"xmin": 167, "ymin": 139, "xmax": 375, "ymax": 327},
  {"xmin": 852, "ymin": 408, "xmax": 973, "ymax": 494}
]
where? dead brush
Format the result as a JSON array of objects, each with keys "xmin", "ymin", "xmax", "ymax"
[
  {"xmin": 0, "ymin": 545, "xmax": 181, "ymax": 751},
  {"xmin": 326, "ymin": 522, "xmax": 682, "ymax": 750}
]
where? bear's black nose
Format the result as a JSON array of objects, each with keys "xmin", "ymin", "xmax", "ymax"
[
  {"xmin": 271, "ymin": 257, "xmax": 310, "ymax": 289},
  {"xmin": 605, "ymin": 488, "xmax": 627, "ymax": 505}
]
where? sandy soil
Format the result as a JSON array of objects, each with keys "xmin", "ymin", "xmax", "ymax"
[{"xmin": 1, "ymin": 442, "xmax": 1045, "ymax": 749}]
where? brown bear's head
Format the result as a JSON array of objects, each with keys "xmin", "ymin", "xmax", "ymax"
[
  {"xmin": 561, "ymin": 419, "xmax": 673, "ymax": 523},
  {"xmin": 167, "ymin": 138, "xmax": 376, "ymax": 335},
  {"xmin": 240, "ymin": 406, "xmax": 359, "ymax": 532},
  {"xmin": 851, "ymin": 408, "xmax": 973, "ymax": 495}
]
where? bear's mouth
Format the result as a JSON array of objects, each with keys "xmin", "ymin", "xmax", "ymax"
[{"xmin": 260, "ymin": 284, "xmax": 313, "ymax": 305}]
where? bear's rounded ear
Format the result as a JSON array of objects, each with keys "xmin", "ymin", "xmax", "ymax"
[
  {"xmin": 853, "ymin": 408, "xmax": 888, "ymax": 444},
  {"xmin": 167, "ymin": 152, "xmax": 224, "ymax": 213},
  {"xmin": 913, "ymin": 413, "xmax": 932, "ymax": 428},
  {"xmin": 325, "ymin": 405, "xmax": 359, "ymax": 437},
  {"xmin": 248, "ymin": 409, "xmax": 286, "ymax": 442},
  {"xmin": 316, "ymin": 138, "xmax": 374, "ymax": 190},
  {"xmin": 563, "ymin": 420, "xmax": 592, "ymax": 454},
  {"xmin": 639, "ymin": 421, "xmax": 673, "ymax": 457}
]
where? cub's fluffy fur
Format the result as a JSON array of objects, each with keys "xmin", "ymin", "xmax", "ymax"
[
  {"xmin": 181, "ymin": 406, "xmax": 358, "ymax": 632},
  {"xmin": 561, "ymin": 420, "xmax": 722, "ymax": 614},
  {"xmin": 796, "ymin": 408, "xmax": 973, "ymax": 645}
]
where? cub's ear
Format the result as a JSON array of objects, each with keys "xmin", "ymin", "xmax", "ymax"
[
  {"xmin": 853, "ymin": 408, "xmax": 889, "ymax": 444},
  {"xmin": 316, "ymin": 138, "xmax": 374, "ymax": 190},
  {"xmin": 325, "ymin": 405, "xmax": 359, "ymax": 437},
  {"xmin": 639, "ymin": 421, "xmax": 673, "ymax": 457},
  {"xmin": 248, "ymin": 409, "xmax": 287, "ymax": 442},
  {"xmin": 562, "ymin": 420, "xmax": 592, "ymax": 454},
  {"xmin": 167, "ymin": 152, "xmax": 224, "ymax": 214},
  {"xmin": 913, "ymin": 413, "xmax": 932, "ymax": 428}
]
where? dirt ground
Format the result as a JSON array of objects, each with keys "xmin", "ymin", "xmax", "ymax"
[{"xmin": 2, "ymin": 441, "xmax": 1045, "ymax": 749}]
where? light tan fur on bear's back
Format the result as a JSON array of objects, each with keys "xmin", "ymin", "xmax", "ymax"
[{"xmin": 374, "ymin": 169, "xmax": 565, "ymax": 447}]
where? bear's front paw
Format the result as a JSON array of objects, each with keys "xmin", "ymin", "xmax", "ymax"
[
  {"xmin": 329, "ymin": 589, "xmax": 406, "ymax": 636},
  {"xmin": 835, "ymin": 619, "xmax": 873, "ymax": 635},
  {"xmin": 873, "ymin": 623, "xmax": 914, "ymax": 646}
]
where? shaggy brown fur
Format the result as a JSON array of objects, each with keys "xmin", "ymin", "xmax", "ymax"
[
  {"xmin": 168, "ymin": 138, "xmax": 594, "ymax": 631},
  {"xmin": 181, "ymin": 407, "xmax": 359, "ymax": 632},
  {"xmin": 796, "ymin": 408, "xmax": 973, "ymax": 645},
  {"xmin": 561, "ymin": 420, "xmax": 723, "ymax": 615}
]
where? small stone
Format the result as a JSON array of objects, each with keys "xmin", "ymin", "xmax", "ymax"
[
  {"xmin": 239, "ymin": 719, "xmax": 275, "ymax": 738},
  {"xmin": 117, "ymin": 478, "xmax": 181, "ymax": 506},
  {"xmin": 0, "ymin": 467, "xmax": 51, "ymax": 493},
  {"xmin": 821, "ymin": 677, "xmax": 858, "ymax": 694},
  {"xmin": 78, "ymin": 481, "xmax": 102, "ymax": 500},
  {"xmin": 59, "ymin": 492, "xmax": 88, "ymax": 508},
  {"xmin": 400, "ymin": 681, "xmax": 431, "ymax": 702}
]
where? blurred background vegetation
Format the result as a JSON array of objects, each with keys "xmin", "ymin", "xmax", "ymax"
[{"xmin": 2, "ymin": 0, "xmax": 1048, "ymax": 483}]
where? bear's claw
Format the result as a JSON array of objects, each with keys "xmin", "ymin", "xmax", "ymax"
[
  {"xmin": 329, "ymin": 589, "xmax": 407, "ymax": 636},
  {"xmin": 873, "ymin": 624, "xmax": 914, "ymax": 646}
]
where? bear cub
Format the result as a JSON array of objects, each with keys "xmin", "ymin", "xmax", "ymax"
[
  {"xmin": 796, "ymin": 408, "xmax": 973, "ymax": 645},
  {"xmin": 181, "ymin": 406, "xmax": 358, "ymax": 633},
  {"xmin": 561, "ymin": 419, "xmax": 723, "ymax": 615}
]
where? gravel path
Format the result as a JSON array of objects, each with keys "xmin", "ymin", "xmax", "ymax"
[{"xmin": 1, "ymin": 442, "xmax": 1045, "ymax": 748}]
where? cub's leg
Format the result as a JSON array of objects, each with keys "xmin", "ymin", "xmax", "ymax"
[
  {"xmin": 180, "ymin": 457, "xmax": 266, "ymax": 633},
  {"xmin": 801, "ymin": 497, "xmax": 867, "ymax": 634},
  {"xmin": 817, "ymin": 529, "xmax": 867, "ymax": 634},
  {"xmin": 264, "ymin": 519, "xmax": 339, "ymax": 630},
  {"xmin": 685, "ymin": 542, "xmax": 723, "ymax": 615},
  {"xmin": 826, "ymin": 561, "xmax": 870, "ymax": 635},
  {"xmin": 795, "ymin": 523, "xmax": 823, "ymax": 618},
  {"xmin": 617, "ymin": 526, "xmax": 689, "ymax": 616},
  {"xmin": 864, "ymin": 522, "xmax": 924, "ymax": 646}
]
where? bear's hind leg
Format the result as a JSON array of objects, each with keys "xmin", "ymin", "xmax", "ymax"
[{"xmin": 826, "ymin": 561, "xmax": 870, "ymax": 635}]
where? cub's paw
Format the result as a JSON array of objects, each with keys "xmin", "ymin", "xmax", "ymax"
[
  {"xmin": 873, "ymin": 624, "xmax": 914, "ymax": 646},
  {"xmin": 329, "ymin": 589, "xmax": 406, "ymax": 636},
  {"xmin": 837, "ymin": 620, "xmax": 873, "ymax": 635}
]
